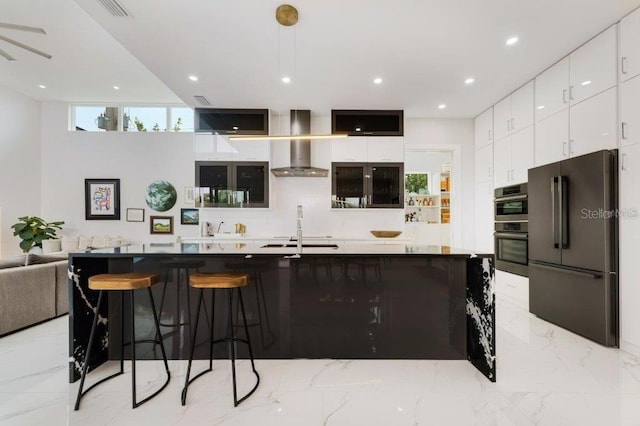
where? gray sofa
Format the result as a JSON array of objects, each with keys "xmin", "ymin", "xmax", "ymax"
[{"xmin": 0, "ymin": 254, "xmax": 69, "ymax": 336}]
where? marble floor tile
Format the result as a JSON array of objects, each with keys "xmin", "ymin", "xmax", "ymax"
[{"xmin": 2, "ymin": 299, "xmax": 640, "ymax": 425}]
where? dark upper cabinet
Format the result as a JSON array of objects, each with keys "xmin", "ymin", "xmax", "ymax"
[
  {"xmin": 195, "ymin": 108, "xmax": 269, "ymax": 135},
  {"xmin": 331, "ymin": 110, "xmax": 404, "ymax": 136},
  {"xmin": 195, "ymin": 161, "xmax": 269, "ymax": 208},
  {"xmin": 331, "ymin": 162, "xmax": 404, "ymax": 208}
]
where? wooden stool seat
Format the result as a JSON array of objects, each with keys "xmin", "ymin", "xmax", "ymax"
[
  {"xmin": 89, "ymin": 273, "xmax": 159, "ymax": 291},
  {"xmin": 189, "ymin": 273, "xmax": 249, "ymax": 289}
]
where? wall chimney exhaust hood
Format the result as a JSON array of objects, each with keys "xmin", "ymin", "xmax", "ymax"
[{"xmin": 270, "ymin": 110, "xmax": 329, "ymax": 177}]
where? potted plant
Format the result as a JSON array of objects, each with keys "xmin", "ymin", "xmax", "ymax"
[{"xmin": 11, "ymin": 216, "xmax": 64, "ymax": 253}]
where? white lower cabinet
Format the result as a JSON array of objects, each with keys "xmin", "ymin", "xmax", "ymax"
[
  {"xmin": 495, "ymin": 270, "xmax": 529, "ymax": 311},
  {"xmin": 620, "ymin": 143, "xmax": 640, "ymax": 349}
]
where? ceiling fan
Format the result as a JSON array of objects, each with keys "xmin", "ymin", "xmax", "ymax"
[{"xmin": 0, "ymin": 22, "xmax": 52, "ymax": 61}]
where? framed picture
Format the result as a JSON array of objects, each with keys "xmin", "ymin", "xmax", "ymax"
[
  {"xmin": 126, "ymin": 208, "xmax": 145, "ymax": 222},
  {"xmin": 180, "ymin": 208, "xmax": 199, "ymax": 225},
  {"xmin": 85, "ymin": 179, "xmax": 121, "ymax": 220},
  {"xmin": 184, "ymin": 186, "xmax": 195, "ymax": 204},
  {"xmin": 150, "ymin": 216, "xmax": 173, "ymax": 234}
]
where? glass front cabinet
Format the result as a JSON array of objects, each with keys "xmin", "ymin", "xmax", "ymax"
[
  {"xmin": 195, "ymin": 161, "xmax": 269, "ymax": 208},
  {"xmin": 331, "ymin": 162, "xmax": 404, "ymax": 208}
]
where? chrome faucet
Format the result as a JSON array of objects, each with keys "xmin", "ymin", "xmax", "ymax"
[{"xmin": 296, "ymin": 205, "xmax": 303, "ymax": 253}]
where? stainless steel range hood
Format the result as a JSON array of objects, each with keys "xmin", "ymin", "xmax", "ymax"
[{"xmin": 270, "ymin": 110, "xmax": 329, "ymax": 177}]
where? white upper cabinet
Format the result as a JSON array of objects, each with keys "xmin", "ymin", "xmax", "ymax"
[
  {"xmin": 474, "ymin": 181, "xmax": 494, "ymax": 253},
  {"xmin": 493, "ymin": 81, "xmax": 534, "ymax": 141},
  {"xmin": 474, "ymin": 108, "xmax": 493, "ymax": 150},
  {"xmin": 230, "ymin": 140, "xmax": 270, "ymax": 162},
  {"xmin": 621, "ymin": 75, "xmax": 640, "ymax": 147},
  {"xmin": 331, "ymin": 137, "xmax": 403, "ymax": 163},
  {"xmin": 493, "ymin": 127, "xmax": 533, "ymax": 188},
  {"xmin": 475, "ymin": 143, "xmax": 493, "ymax": 184},
  {"xmin": 493, "ymin": 137, "xmax": 512, "ymax": 188},
  {"xmin": 510, "ymin": 81, "xmax": 535, "ymax": 132},
  {"xmin": 568, "ymin": 87, "xmax": 617, "ymax": 157},
  {"xmin": 535, "ymin": 57, "xmax": 570, "ymax": 122},
  {"xmin": 366, "ymin": 137, "xmax": 405, "ymax": 162},
  {"xmin": 193, "ymin": 134, "xmax": 269, "ymax": 162},
  {"xmin": 620, "ymin": 7, "xmax": 640, "ymax": 82},
  {"xmin": 331, "ymin": 137, "xmax": 368, "ymax": 162},
  {"xmin": 535, "ymin": 109, "xmax": 569, "ymax": 166},
  {"xmin": 569, "ymin": 25, "xmax": 617, "ymax": 105},
  {"xmin": 493, "ymin": 96, "xmax": 512, "ymax": 142},
  {"xmin": 510, "ymin": 126, "xmax": 534, "ymax": 185}
]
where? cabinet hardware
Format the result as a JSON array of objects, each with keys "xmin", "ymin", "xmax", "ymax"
[
  {"xmin": 622, "ymin": 153, "xmax": 627, "ymax": 171},
  {"xmin": 569, "ymin": 139, "xmax": 574, "ymax": 155},
  {"xmin": 488, "ymin": 129, "xmax": 492, "ymax": 141},
  {"xmin": 569, "ymin": 86, "xmax": 574, "ymax": 100},
  {"xmin": 507, "ymin": 119, "xmax": 510, "ymax": 132},
  {"xmin": 562, "ymin": 141, "xmax": 567, "ymax": 156},
  {"xmin": 562, "ymin": 89, "xmax": 568, "ymax": 104},
  {"xmin": 488, "ymin": 167, "xmax": 492, "ymax": 178},
  {"xmin": 622, "ymin": 57, "xmax": 628, "ymax": 74},
  {"xmin": 510, "ymin": 118, "xmax": 515, "ymax": 131},
  {"xmin": 622, "ymin": 122, "xmax": 628, "ymax": 140}
]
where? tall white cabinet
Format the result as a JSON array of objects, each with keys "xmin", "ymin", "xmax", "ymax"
[{"xmin": 474, "ymin": 108, "xmax": 494, "ymax": 253}]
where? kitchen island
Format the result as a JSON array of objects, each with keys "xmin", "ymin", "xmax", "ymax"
[{"xmin": 68, "ymin": 243, "xmax": 495, "ymax": 382}]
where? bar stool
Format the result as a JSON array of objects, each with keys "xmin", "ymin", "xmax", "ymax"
[
  {"xmin": 74, "ymin": 273, "xmax": 171, "ymax": 410},
  {"xmin": 181, "ymin": 273, "xmax": 260, "ymax": 407}
]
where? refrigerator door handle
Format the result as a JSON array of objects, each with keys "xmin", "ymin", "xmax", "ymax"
[
  {"xmin": 529, "ymin": 261, "xmax": 602, "ymax": 279},
  {"xmin": 552, "ymin": 177, "xmax": 559, "ymax": 248},
  {"xmin": 559, "ymin": 175, "xmax": 569, "ymax": 249}
]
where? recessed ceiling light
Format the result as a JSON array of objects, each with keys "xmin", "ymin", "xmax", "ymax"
[
  {"xmin": 38, "ymin": 84, "xmax": 46, "ymax": 89},
  {"xmin": 373, "ymin": 77, "xmax": 383, "ymax": 85},
  {"xmin": 355, "ymin": 127, "xmax": 362, "ymax": 132},
  {"xmin": 464, "ymin": 77, "xmax": 475, "ymax": 85},
  {"xmin": 281, "ymin": 76, "xmax": 291, "ymax": 84},
  {"xmin": 581, "ymin": 80, "xmax": 592, "ymax": 86},
  {"xmin": 506, "ymin": 36, "xmax": 519, "ymax": 46},
  {"xmin": 188, "ymin": 75, "xmax": 198, "ymax": 82},
  {"xmin": 113, "ymin": 86, "xmax": 120, "ymax": 90},
  {"xmin": 232, "ymin": 126, "xmax": 239, "ymax": 130},
  {"xmin": 438, "ymin": 104, "xmax": 447, "ymax": 110},
  {"xmin": 537, "ymin": 105, "xmax": 545, "ymax": 110}
]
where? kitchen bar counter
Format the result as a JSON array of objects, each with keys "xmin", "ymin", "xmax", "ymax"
[{"xmin": 68, "ymin": 244, "xmax": 495, "ymax": 383}]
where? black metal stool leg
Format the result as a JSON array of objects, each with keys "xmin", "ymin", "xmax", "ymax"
[
  {"xmin": 147, "ymin": 287, "xmax": 171, "ymax": 380},
  {"xmin": 228, "ymin": 289, "xmax": 239, "ymax": 406},
  {"xmin": 130, "ymin": 290, "xmax": 137, "ymax": 408},
  {"xmin": 235, "ymin": 287, "xmax": 260, "ymax": 406},
  {"xmin": 120, "ymin": 291, "xmax": 125, "ymax": 373},
  {"xmin": 181, "ymin": 289, "xmax": 207, "ymax": 406}
]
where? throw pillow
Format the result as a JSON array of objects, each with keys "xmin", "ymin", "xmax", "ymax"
[
  {"xmin": 0, "ymin": 255, "xmax": 28, "ymax": 269},
  {"xmin": 77, "ymin": 235, "xmax": 91, "ymax": 250},
  {"xmin": 61, "ymin": 236, "xmax": 79, "ymax": 252}
]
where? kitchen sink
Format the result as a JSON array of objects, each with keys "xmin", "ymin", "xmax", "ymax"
[{"xmin": 261, "ymin": 243, "xmax": 339, "ymax": 249}]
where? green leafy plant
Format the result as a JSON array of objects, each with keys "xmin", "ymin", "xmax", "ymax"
[
  {"xmin": 173, "ymin": 117, "xmax": 183, "ymax": 132},
  {"xmin": 152, "ymin": 123, "xmax": 161, "ymax": 132},
  {"xmin": 405, "ymin": 173, "xmax": 428, "ymax": 194},
  {"xmin": 134, "ymin": 116, "xmax": 147, "ymax": 132},
  {"xmin": 11, "ymin": 216, "xmax": 64, "ymax": 253}
]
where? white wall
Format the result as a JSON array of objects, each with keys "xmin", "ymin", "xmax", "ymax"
[
  {"xmin": 38, "ymin": 105, "xmax": 473, "ymax": 248},
  {"xmin": 0, "ymin": 85, "xmax": 42, "ymax": 256},
  {"xmin": 404, "ymin": 118, "xmax": 476, "ymax": 249}
]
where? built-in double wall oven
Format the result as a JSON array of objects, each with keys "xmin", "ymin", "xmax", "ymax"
[{"xmin": 494, "ymin": 183, "xmax": 528, "ymax": 277}]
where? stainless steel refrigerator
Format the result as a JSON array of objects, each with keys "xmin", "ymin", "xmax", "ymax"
[{"xmin": 528, "ymin": 149, "xmax": 618, "ymax": 346}]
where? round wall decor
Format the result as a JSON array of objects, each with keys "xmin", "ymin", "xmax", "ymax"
[{"xmin": 145, "ymin": 180, "xmax": 177, "ymax": 212}]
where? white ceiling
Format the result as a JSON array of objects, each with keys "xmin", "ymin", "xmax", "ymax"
[{"xmin": 1, "ymin": 0, "xmax": 639, "ymax": 118}]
